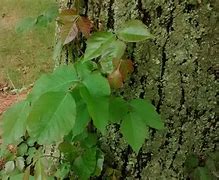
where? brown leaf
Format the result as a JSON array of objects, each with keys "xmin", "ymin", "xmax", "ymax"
[
  {"xmin": 77, "ymin": 16, "xmax": 93, "ymax": 38},
  {"xmin": 108, "ymin": 68, "xmax": 123, "ymax": 89},
  {"xmin": 63, "ymin": 23, "xmax": 79, "ymax": 45},
  {"xmin": 112, "ymin": 59, "xmax": 134, "ymax": 80},
  {"xmin": 119, "ymin": 59, "xmax": 134, "ymax": 80},
  {"xmin": 112, "ymin": 59, "xmax": 121, "ymax": 68}
]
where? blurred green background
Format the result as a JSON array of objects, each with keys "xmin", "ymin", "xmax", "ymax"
[{"xmin": 0, "ymin": 0, "xmax": 56, "ymax": 89}]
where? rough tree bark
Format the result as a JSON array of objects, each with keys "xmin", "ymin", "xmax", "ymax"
[{"xmin": 59, "ymin": 0, "xmax": 218, "ymax": 179}]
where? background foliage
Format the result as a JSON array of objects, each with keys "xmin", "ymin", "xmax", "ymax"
[{"xmin": 0, "ymin": 0, "xmax": 56, "ymax": 88}]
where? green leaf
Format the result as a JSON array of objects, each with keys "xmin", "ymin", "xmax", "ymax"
[
  {"xmin": 55, "ymin": 163, "xmax": 70, "ymax": 179},
  {"xmin": 82, "ymin": 73, "xmax": 111, "ymax": 96},
  {"xmin": 2, "ymin": 100, "xmax": 30, "ymax": 144},
  {"xmin": 15, "ymin": 17, "xmax": 36, "ymax": 33},
  {"xmin": 116, "ymin": 20, "xmax": 153, "ymax": 42},
  {"xmin": 5, "ymin": 161, "xmax": 15, "ymax": 174},
  {"xmin": 71, "ymin": 90, "xmax": 90, "ymax": 138},
  {"xmin": 35, "ymin": 159, "xmax": 47, "ymax": 180},
  {"xmin": 17, "ymin": 143, "xmax": 28, "ymax": 156},
  {"xmin": 121, "ymin": 113, "xmax": 149, "ymax": 152},
  {"xmin": 102, "ymin": 39, "xmax": 126, "ymax": 60},
  {"xmin": 100, "ymin": 58, "xmax": 114, "ymax": 74},
  {"xmin": 205, "ymin": 158, "xmax": 216, "ymax": 173},
  {"xmin": 80, "ymin": 133, "xmax": 97, "ymax": 148},
  {"xmin": 93, "ymin": 150, "xmax": 104, "ymax": 176},
  {"xmin": 84, "ymin": 32, "xmax": 116, "ymax": 61},
  {"xmin": 36, "ymin": 15, "xmax": 49, "ymax": 27},
  {"xmin": 53, "ymin": 40, "xmax": 63, "ymax": 64},
  {"xmin": 74, "ymin": 61, "xmax": 95, "ymax": 79},
  {"xmin": 72, "ymin": 94, "xmax": 90, "ymax": 138},
  {"xmin": 28, "ymin": 65, "xmax": 78, "ymax": 103},
  {"xmin": 58, "ymin": 142, "xmax": 79, "ymax": 162},
  {"xmin": 130, "ymin": 99, "xmax": 164, "ymax": 130},
  {"xmin": 73, "ymin": 148, "xmax": 97, "ymax": 180},
  {"xmin": 80, "ymin": 73, "xmax": 110, "ymax": 133},
  {"xmin": 100, "ymin": 39, "xmax": 126, "ymax": 74},
  {"xmin": 10, "ymin": 173, "xmax": 27, "ymax": 180},
  {"xmin": 80, "ymin": 87, "xmax": 109, "ymax": 134},
  {"xmin": 109, "ymin": 97, "xmax": 129, "ymax": 123},
  {"xmin": 45, "ymin": 5, "xmax": 59, "ymax": 22},
  {"xmin": 27, "ymin": 92, "xmax": 76, "ymax": 144},
  {"xmin": 193, "ymin": 167, "xmax": 212, "ymax": 180},
  {"xmin": 15, "ymin": 157, "xmax": 25, "ymax": 171},
  {"xmin": 185, "ymin": 154, "xmax": 199, "ymax": 171},
  {"xmin": 72, "ymin": 131, "xmax": 89, "ymax": 142}
]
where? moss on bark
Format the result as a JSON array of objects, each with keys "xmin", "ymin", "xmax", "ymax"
[{"xmin": 60, "ymin": 0, "xmax": 218, "ymax": 179}]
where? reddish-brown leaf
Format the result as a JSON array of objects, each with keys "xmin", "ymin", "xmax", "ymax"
[
  {"xmin": 63, "ymin": 23, "xmax": 79, "ymax": 45},
  {"xmin": 112, "ymin": 59, "xmax": 121, "ymax": 68},
  {"xmin": 77, "ymin": 16, "xmax": 93, "ymax": 38},
  {"xmin": 108, "ymin": 68, "xmax": 123, "ymax": 89},
  {"xmin": 119, "ymin": 59, "xmax": 134, "ymax": 80},
  {"xmin": 112, "ymin": 59, "xmax": 134, "ymax": 80}
]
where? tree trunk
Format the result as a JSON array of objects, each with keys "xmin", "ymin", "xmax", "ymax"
[{"xmin": 59, "ymin": 0, "xmax": 218, "ymax": 179}]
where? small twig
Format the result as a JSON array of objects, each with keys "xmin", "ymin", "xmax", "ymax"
[
  {"xmin": 40, "ymin": 154, "xmax": 63, "ymax": 161},
  {"xmin": 6, "ymin": 71, "xmax": 16, "ymax": 91}
]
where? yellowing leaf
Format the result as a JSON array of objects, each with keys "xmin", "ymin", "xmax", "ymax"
[{"xmin": 58, "ymin": 8, "xmax": 78, "ymax": 24}]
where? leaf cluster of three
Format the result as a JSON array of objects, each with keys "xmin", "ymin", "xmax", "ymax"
[
  {"xmin": 3, "ymin": 13, "xmax": 163, "ymax": 153},
  {"xmin": 1, "ymin": 8, "xmax": 164, "ymax": 179}
]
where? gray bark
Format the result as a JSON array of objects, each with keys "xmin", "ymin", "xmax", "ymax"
[{"xmin": 60, "ymin": 0, "xmax": 219, "ymax": 179}]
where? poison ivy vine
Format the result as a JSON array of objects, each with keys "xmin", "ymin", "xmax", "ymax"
[{"xmin": 0, "ymin": 4, "xmax": 164, "ymax": 180}]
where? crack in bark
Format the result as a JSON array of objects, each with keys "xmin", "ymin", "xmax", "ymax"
[
  {"xmin": 134, "ymin": 150, "xmax": 152, "ymax": 179},
  {"xmin": 137, "ymin": 0, "xmax": 151, "ymax": 26},
  {"xmin": 67, "ymin": 0, "xmax": 73, "ymax": 8},
  {"xmin": 121, "ymin": 146, "xmax": 131, "ymax": 179},
  {"xmin": 157, "ymin": 38, "xmax": 167, "ymax": 113},
  {"xmin": 65, "ymin": 46, "xmax": 69, "ymax": 64},
  {"xmin": 169, "ymin": 72, "xmax": 185, "ymax": 170},
  {"xmin": 84, "ymin": 0, "xmax": 89, "ymax": 16},
  {"xmin": 157, "ymin": 2, "xmax": 176, "ymax": 113},
  {"xmin": 107, "ymin": 0, "xmax": 115, "ymax": 30}
]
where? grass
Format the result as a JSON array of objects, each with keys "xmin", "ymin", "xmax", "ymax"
[{"xmin": 0, "ymin": 0, "xmax": 57, "ymax": 89}]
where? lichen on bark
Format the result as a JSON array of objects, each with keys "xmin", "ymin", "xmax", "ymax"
[{"xmin": 59, "ymin": 0, "xmax": 218, "ymax": 179}]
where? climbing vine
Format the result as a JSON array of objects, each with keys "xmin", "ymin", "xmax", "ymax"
[{"xmin": 0, "ymin": 3, "xmax": 164, "ymax": 179}]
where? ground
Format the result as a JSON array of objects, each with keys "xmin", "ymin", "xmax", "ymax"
[
  {"xmin": 0, "ymin": 0, "xmax": 55, "ymax": 115},
  {"xmin": 0, "ymin": 83, "xmax": 30, "ymax": 116}
]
